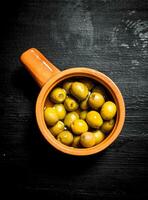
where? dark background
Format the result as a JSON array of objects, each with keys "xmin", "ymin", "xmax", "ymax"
[{"xmin": 0, "ymin": 0, "xmax": 148, "ymax": 199}]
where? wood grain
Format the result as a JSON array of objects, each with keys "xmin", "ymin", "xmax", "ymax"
[{"xmin": 0, "ymin": 0, "xmax": 148, "ymax": 198}]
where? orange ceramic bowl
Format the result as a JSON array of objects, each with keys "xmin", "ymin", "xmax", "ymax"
[{"xmin": 20, "ymin": 48, "xmax": 125, "ymax": 156}]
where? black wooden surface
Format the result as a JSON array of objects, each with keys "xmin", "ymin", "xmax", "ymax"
[{"xmin": 0, "ymin": 0, "xmax": 148, "ymax": 199}]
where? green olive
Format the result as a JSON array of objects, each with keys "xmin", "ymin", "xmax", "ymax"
[
  {"xmin": 63, "ymin": 81, "xmax": 73, "ymax": 94},
  {"xmin": 92, "ymin": 85, "xmax": 107, "ymax": 99},
  {"xmin": 100, "ymin": 101, "xmax": 117, "ymax": 120},
  {"xmin": 53, "ymin": 104, "xmax": 66, "ymax": 120},
  {"xmin": 72, "ymin": 111, "xmax": 80, "ymax": 118},
  {"xmin": 50, "ymin": 121, "xmax": 65, "ymax": 136},
  {"xmin": 93, "ymin": 130, "xmax": 105, "ymax": 145},
  {"xmin": 86, "ymin": 111, "xmax": 103, "ymax": 129},
  {"xmin": 50, "ymin": 87, "xmax": 66, "ymax": 103},
  {"xmin": 71, "ymin": 119, "xmax": 88, "ymax": 135},
  {"xmin": 88, "ymin": 92, "xmax": 105, "ymax": 110},
  {"xmin": 64, "ymin": 111, "xmax": 79, "ymax": 128},
  {"xmin": 101, "ymin": 119, "xmax": 115, "ymax": 133},
  {"xmin": 80, "ymin": 111, "xmax": 88, "ymax": 120},
  {"xmin": 72, "ymin": 136, "xmax": 81, "ymax": 147},
  {"xmin": 64, "ymin": 96, "xmax": 79, "ymax": 111},
  {"xmin": 44, "ymin": 107, "xmax": 59, "ymax": 126},
  {"xmin": 57, "ymin": 131, "xmax": 73, "ymax": 146},
  {"xmin": 81, "ymin": 78, "xmax": 94, "ymax": 90},
  {"xmin": 80, "ymin": 92, "xmax": 91, "ymax": 110},
  {"xmin": 70, "ymin": 82, "xmax": 88, "ymax": 101},
  {"xmin": 80, "ymin": 132, "xmax": 96, "ymax": 147}
]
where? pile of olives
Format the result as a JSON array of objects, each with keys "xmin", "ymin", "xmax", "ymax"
[{"xmin": 44, "ymin": 78, "xmax": 117, "ymax": 148}]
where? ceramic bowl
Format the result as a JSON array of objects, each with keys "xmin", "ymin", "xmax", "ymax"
[{"xmin": 20, "ymin": 48, "xmax": 125, "ymax": 156}]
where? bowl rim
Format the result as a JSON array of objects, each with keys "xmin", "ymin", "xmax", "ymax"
[{"xmin": 36, "ymin": 67, "xmax": 125, "ymax": 156}]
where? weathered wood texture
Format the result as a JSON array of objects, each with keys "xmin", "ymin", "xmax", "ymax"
[{"xmin": 0, "ymin": 0, "xmax": 148, "ymax": 199}]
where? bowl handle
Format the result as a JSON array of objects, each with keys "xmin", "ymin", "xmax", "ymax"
[{"xmin": 20, "ymin": 48, "xmax": 60, "ymax": 87}]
